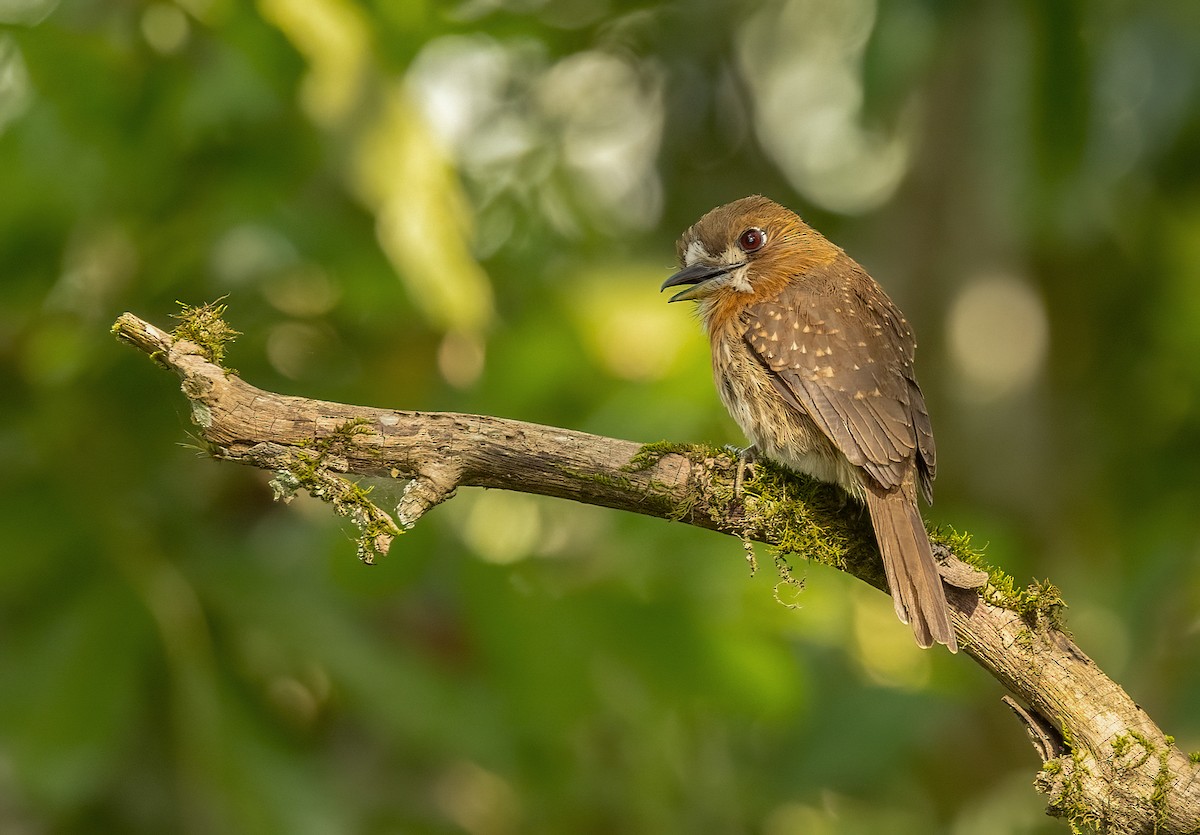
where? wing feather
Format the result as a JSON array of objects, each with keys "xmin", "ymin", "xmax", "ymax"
[{"xmin": 742, "ymin": 257, "xmax": 934, "ymax": 495}]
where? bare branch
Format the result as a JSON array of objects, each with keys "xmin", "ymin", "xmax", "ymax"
[{"xmin": 113, "ymin": 311, "xmax": 1200, "ymax": 835}]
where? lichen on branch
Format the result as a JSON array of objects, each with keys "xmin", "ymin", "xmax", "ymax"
[{"xmin": 265, "ymin": 418, "xmax": 401, "ymax": 564}]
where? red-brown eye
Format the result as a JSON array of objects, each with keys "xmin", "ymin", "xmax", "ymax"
[{"xmin": 737, "ymin": 227, "xmax": 765, "ymax": 253}]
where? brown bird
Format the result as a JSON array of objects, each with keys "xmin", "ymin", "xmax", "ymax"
[{"xmin": 662, "ymin": 195, "xmax": 956, "ymax": 652}]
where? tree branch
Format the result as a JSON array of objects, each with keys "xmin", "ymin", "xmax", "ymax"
[{"xmin": 113, "ymin": 310, "xmax": 1200, "ymax": 834}]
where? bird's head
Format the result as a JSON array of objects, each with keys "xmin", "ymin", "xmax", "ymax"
[{"xmin": 661, "ymin": 195, "xmax": 839, "ymax": 308}]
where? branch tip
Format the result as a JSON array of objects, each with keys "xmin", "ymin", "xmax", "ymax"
[
  {"xmin": 935, "ymin": 552, "xmax": 989, "ymax": 589},
  {"xmin": 113, "ymin": 312, "xmax": 175, "ymax": 359},
  {"xmin": 396, "ymin": 464, "xmax": 463, "ymax": 529}
]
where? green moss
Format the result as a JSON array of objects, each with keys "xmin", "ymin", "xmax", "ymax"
[
  {"xmin": 740, "ymin": 536, "xmax": 758, "ymax": 575},
  {"xmin": 569, "ymin": 443, "xmax": 732, "ymax": 522},
  {"xmin": 1100, "ymin": 730, "xmax": 1178, "ymax": 829},
  {"xmin": 737, "ymin": 457, "xmax": 876, "ymax": 581},
  {"xmin": 1058, "ymin": 753, "xmax": 1100, "ymax": 833},
  {"xmin": 731, "ymin": 459, "xmax": 1065, "ymax": 615},
  {"xmin": 623, "ymin": 442, "xmax": 1073, "ymax": 630},
  {"xmin": 1015, "ymin": 625, "xmax": 1035, "ymax": 652},
  {"xmin": 929, "ymin": 525, "xmax": 985, "ymax": 563},
  {"xmin": 966, "ymin": 557, "xmax": 1067, "ymax": 626},
  {"xmin": 559, "ymin": 467, "xmax": 635, "ymax": 493},
  {"xmin": 1112, "ymin": 732, "xmax": 1153, "ymax": 772},
  {"xmin": 1128, "ymin": 730, "xmax": 1157, "ymax": 752},
  {"xmin": 170, "ymin": 298, "xmax": 241, "ymax": 368},
  {"xmin": 1015, "ymin": 579, "xmax": 1068, "ymax": 630},
  {"xmin": 929, "ymin": 526, "xmax": 1070, "ymax": 626},
  {"xmin": 771, "ymin": 553, "xmax": 806, "ymax": 608},
  {"xmin": 1039, "ymin": 726, "xmax": 1103, "ymax": 835},
  {"xmin": 326, "ymin": 416, "xmax": 373, "ymax": 451},
  {"xmin": 269, "ymin": 418, "xmax": 399, "ymax": 564},
  {"xmin": 664, "ymin": 482, "xmax": 700, "ymax": 522},
  {"xmin": 1149, "ymin": 734, "xmax": 1174, "ymax": 828},
  {"xmin": 623, "ymin": 440, "xmax": 709, "ymax": 472},
  {"xmin": 1189, "ymin": 751, "xmax": 1200, "ymax": 765}
]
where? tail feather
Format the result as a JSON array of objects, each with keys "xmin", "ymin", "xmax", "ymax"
[{"xmin": 862, "ymin": 483, "xmax": 957, "ymax": 653}]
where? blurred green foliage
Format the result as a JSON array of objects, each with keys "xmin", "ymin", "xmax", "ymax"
[{"xmin": 2, "ymin": 1, "xmax": 1200, "ymax": 833}]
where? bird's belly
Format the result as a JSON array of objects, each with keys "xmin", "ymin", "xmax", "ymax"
[{"xmin": 713, "ymin": 336, "xmax": 862, "ymax": 496}]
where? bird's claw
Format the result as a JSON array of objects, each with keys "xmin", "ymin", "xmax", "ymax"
[{"xmin": 732, "ymin": 445, "xmax": 759, "ymax": 498}]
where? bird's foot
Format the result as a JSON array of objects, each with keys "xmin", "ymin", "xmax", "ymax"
[{"xmin": 730, "ymin": 444, "xmax": 759, "ymax": 498}]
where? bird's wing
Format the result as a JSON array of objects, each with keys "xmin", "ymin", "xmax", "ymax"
[{"xmin": 742, "ymin": 257, "xmax": 936, "ymax": 499}]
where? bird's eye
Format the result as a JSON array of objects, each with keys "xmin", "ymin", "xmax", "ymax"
[{"xmin": 737, "ymin": 227, "xmax": 765, "ymax": 253}]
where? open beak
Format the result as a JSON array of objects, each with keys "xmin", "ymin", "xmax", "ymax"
[{"xmin": 660, "ymin": 261, "xmax": 744, "ymax": 303}]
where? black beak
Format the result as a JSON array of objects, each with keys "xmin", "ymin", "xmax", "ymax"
[{"xmin": 660, "ymin": 261, "xmax": 743, "ymax": 302}]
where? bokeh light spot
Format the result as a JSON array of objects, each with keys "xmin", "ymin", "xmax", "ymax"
[
  {"xmin": 569, "ymin": 265, "xmax": 692, "ymax": 381},
  {"xmin": 437, "ymin": 329, "xmax": 487, "ymax": 389},
  {"xmin": 261, "ymin": 265, "xmax": 340, "ymax": 318},
  {"xmin": 433, "ymin": 759, "xmax": 521, "ymax": 835},
  {"xmin": 211, "ymin": 224, "xmax": 299, "ymax": 285},
  {"xmin": 852, "ymin": 585, "xmax": 931, "ymax": 689},
  {"xmin": 736, "ymin": 0, "xmax": 912, "ymax": 214},
  {"xmin": 947, "ymin": 273, "xmax": 1049, "ymax": 401},
  {"xmin": 266, "ymin": 321, "xmax": 331, "ymax": 380},
  {"xmin": 0, "ymin": 0, "xmax": 57, "ymax": 25},
  {"xmin": 141, "ymin": 4, "xmax": 190, "ymax": 55},
  {"xmin": 463, "ymin": 491, "xmax": 542, "ymax": 564},
  {"xmin": 0, "ymin": 35, "xmax": 32, "ymax": 134}
]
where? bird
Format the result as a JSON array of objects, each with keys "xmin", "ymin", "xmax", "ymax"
[{"xmin": 661, "ymin": 195, "xmax": 956, "ymax": 652}]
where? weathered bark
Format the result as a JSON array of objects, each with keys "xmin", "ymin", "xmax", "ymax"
[{"xmin": 113, "ymin": 311, "xmax": 1200, "ymax": 834}]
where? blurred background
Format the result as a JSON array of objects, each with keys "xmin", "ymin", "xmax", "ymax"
[{"xmin": 2, "ymin": 0, "xmax": 1199, "ymax": 832}]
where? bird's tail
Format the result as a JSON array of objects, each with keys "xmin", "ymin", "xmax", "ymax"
[{"xmin": 862, "ymin": 483, "xmax": 957, "ymax": 652}]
